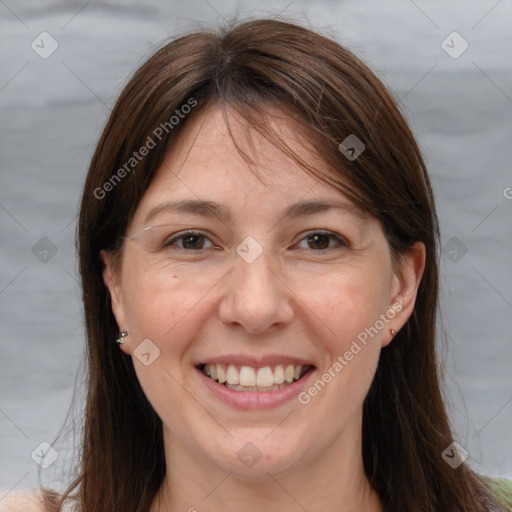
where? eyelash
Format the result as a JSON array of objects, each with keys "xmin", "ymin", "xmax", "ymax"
[{"xmin": 164, "ymin": 230, "xmax": 348, "ymax": 253}]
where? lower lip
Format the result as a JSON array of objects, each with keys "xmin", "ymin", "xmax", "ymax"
[{"xmin": 196, "ymin": 367, "xmax": 316, "ymax": 410}]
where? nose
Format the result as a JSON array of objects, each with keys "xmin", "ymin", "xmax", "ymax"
[{"xmin": 218, "ymin": 248, "xmax": 294, "ymax": 334}]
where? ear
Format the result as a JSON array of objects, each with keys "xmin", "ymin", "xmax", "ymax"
[
  {"xmin": 383, "ymin": 241, "xmax": 426, "ymax": 347},
  {"xmin": 100, "ymin": 249, "xmax": 129, "ymax": 350}
]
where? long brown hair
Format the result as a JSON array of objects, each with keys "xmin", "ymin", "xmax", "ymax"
[{"xmin": 51, "ymin": 17, "xmax": 504, "ymax": 512}]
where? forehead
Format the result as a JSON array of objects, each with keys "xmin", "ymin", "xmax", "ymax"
[{"xmin": 131, "ymin": 105, "xmax": 364, "ymax": 225}]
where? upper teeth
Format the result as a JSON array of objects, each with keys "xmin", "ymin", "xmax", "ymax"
[{"xmin": 202, "ymin": 364, "xmax": 307, "ymax": 387}]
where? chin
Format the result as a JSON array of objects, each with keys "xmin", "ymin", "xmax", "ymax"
[{"xmin": 206, "ymin": 434, "xmax": 307, "ymax": 478}]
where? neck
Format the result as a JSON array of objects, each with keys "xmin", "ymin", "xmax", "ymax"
[{"xmin": 150, "ymin": 419, "xmax": 383, "ymax": 512}]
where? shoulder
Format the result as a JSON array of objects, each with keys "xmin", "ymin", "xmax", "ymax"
[
  {"xmin": 482, "ymin": 476, "xmax": 512, "ymax": 510},
  {"xmin": 0, "ymin": 490, "xmax": 46, "ymax": 512}
]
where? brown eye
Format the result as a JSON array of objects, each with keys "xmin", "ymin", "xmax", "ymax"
[
  {"xmin": 182, "ymin": 234, "xmax": 205, "ymax": 249},
  {"xmin": 296, "ymin": 231, "xmax": 347, "ymax": 251},
  {"xmin": 164, "ymin": 231, "xmax": 214, "ymax": 251},
  {"xmin": 307, "ymin": 233, "xmax": 331, "ymax": 250}
]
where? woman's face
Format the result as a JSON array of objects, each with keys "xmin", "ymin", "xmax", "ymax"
[{"xmin": 102, "ymin": 106, "xmax": 424, "ymax": 479}]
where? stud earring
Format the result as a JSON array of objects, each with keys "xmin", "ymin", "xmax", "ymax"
[
  {"xmin": 390, "ymin": 328, "xmax": 397, "ymax": 337},
  {"xmin": 116, "ymin": 331, "xmax": 128, "ymax": 344}
]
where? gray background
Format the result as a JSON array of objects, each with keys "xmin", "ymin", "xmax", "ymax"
[{"xmin": 1, "ymin": 0, "xmax": 511, "ymax": 494}]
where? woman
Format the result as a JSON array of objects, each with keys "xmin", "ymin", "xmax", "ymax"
[{"xmin": 5, "ymin": 17, "xmax": 510, "ymax": 512}]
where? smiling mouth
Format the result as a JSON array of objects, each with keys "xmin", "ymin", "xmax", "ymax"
[{"xmin": 197, "ymin": 363, "xmax": 314, "ymax": 392}]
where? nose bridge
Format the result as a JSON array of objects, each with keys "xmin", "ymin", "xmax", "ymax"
[
  {"xmin": 232, "ymin": 238, "xmax": 279, "ymax": 294},
  {"xmin": 219, "ymin": 237, "xmax": 293, "ymax": 333}
]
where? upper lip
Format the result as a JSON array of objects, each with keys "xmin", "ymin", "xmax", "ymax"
[{"xmin": 195, "ymin": 355, "xmax": 316, "ymax": 368}]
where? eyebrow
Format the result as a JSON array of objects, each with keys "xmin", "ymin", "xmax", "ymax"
[{"xmin": 143, "ymin": 198, "xmax": 366, "ymax": 225}]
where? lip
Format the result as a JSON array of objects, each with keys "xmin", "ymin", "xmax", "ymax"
[
  {"xmin": 196, "ymin": 365, "xmax": 316, "ymax": 411},
  {"xmin": 195, "ymin": 354, "xmax": 316, "ymax": 368}
]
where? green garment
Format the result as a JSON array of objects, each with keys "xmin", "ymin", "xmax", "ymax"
[{"xmin": 482, "ymin": 476, "xmax": 512, "ymax": 510}]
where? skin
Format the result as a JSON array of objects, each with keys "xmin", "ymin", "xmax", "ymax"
[{"xmin": 102, "ymin": 106, "xmax": 425, "ymax": 512}]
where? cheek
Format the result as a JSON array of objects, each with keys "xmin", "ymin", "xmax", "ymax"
[
  {"xmin": 120, "ymin": 263, "xmax": 208, "ymax": 422},
  {"xmin": 301, "ymin": 262, "xmax": 392, "ymax": 410},
  {"xmin": 293, "ymin": 263, "xmax": 390, "ymax": 406},
  {"xmin": 302, "ymin": 262, "xmax": 392, "ymax": 348},
  {"xmin": 121, "ymin": 257, "xmax": 212, "ymax": 343}
]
